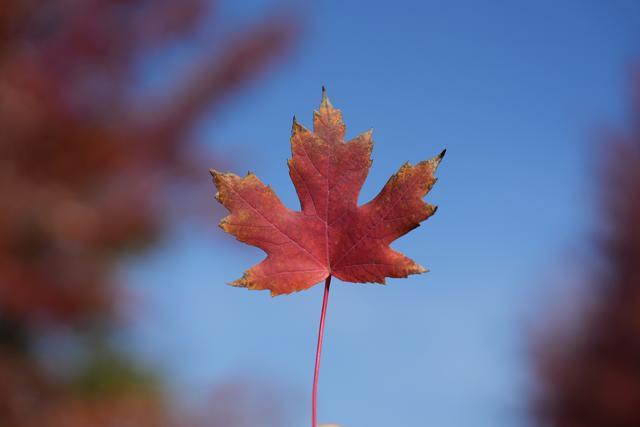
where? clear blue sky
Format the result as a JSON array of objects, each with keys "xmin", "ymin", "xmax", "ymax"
[{"xmin": 125, "ymin": 1, "xmax": 640, "ymax": 426}]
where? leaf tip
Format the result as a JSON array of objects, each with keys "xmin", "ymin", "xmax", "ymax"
[
  {"xmin": 417, "ymin": 264, "xmax": 429, "ymax": 274},
  {"xmin": 425, "ymin": 148, "xmax": 446, "ymax": 170},
  {"xmin": 218, "ymin": 217, "xmax": 229, "ymax": 230},
  {"xmin": 432, "ymin": 148, "xmax": 447, "ymax": 168},
  {"xmin": 291, "ymin": 115, "xmax": 307, "ymax": 136},
  {"xmin": 210, "ymin": 169, "xmax": 227, "ymax": 191},
  {"xmin": 229, "ymin": 273, "xmax": 250, "ymax": 289},
  {"xmin": 320, "ymin": 85, "xmax": 332, "ymax": 108}
]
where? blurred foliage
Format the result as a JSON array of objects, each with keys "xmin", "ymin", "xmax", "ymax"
[
  {"xmin": 532, "ymin": 73, "xmax": 640, "ymax": 427},
  {"xmin": 70, "ymin": 345, "xmax": 158, "ymax": 397},
  {"xmin": 0, "ymin": 0, "xmax": 294, "ymax": 425}
]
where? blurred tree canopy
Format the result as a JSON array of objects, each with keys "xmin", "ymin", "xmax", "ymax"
[
  {"xmin": 0, "ymin": 1, "xmax": 294, "ymax": 425},
  {"xmin": 532, "ymin": 74, "xmax": 640, "ymax": 427}
]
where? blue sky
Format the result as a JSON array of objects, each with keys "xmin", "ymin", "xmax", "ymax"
[{"xmin": 125, "ymin": 1, "xmax": 640, "ymax": 426}]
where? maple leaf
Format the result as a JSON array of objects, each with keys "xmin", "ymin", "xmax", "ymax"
[{"xmin": 211, "ymin": 89, "xmax": 444, "ymax": 295}]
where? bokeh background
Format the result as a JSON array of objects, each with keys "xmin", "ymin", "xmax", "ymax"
[{"xmin": 2, "ymin": 1, "xmax": 640, "ymax": 426}]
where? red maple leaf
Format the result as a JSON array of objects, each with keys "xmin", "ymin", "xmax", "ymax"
[{"xmin": 211, "ymin": 89, "xmax": 444, "ymax": 295}]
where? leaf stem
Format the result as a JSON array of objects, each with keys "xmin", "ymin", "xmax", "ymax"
[{"xmin": 312, "ymin": 275, "xmax": 332, "ymax": 427}]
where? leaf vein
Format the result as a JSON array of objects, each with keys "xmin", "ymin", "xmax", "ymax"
[
  {"xmin": 227, "ymin": 184, "xmax": 326, "ymax": 269},
  {"xmin": 332, "ymin": 178, "xmax": 416, "ymax": 268}
]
